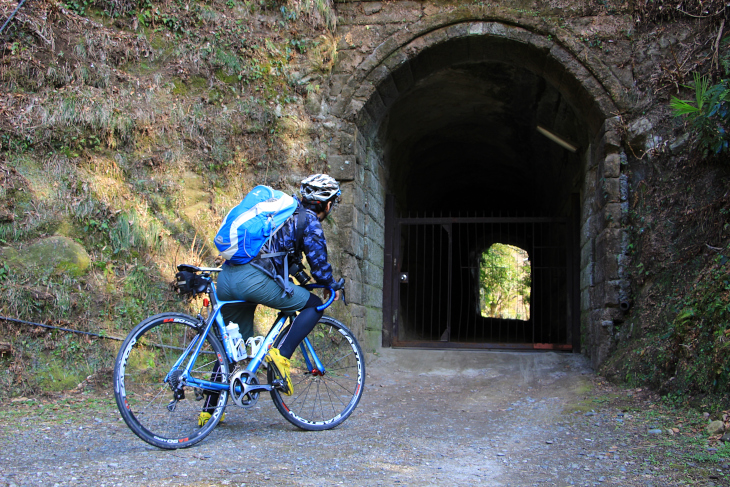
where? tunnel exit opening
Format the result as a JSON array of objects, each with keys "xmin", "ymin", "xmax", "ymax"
[{"xmin": 479, "ymin": 243, "xmax": 531, "ymax": 322}]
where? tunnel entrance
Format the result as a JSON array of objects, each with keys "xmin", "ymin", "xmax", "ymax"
[
  {"xmin": 330, "ymin": 21, "xmax": 624, "ymax": 358},
  {"xmin": 384, "ymin": 212, "xmax": 578, "ymax": 350},
  {"xmin": 374, "ymin": 34, "xmax": 589, "ymax": 351}
]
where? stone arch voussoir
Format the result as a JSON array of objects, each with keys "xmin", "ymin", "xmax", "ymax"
[{"xmin": 332, "ymin": 16, "xmax": 625, "ymax": 137}]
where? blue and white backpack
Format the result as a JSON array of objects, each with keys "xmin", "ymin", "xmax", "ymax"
[{"xmin": 214, "ymin": 185, "xmax": 299, "ymax": 265}]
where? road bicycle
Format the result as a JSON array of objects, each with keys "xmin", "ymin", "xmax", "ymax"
[{"xmin": 113, "ymin": 264, "xmax": 365, "ymax": 450}]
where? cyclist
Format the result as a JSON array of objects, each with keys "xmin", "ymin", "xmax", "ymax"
[{"xmin": 217, "ymin": 174, "xmax": 342, "ymax": 394}]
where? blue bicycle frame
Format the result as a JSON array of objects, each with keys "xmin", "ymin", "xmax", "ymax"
[{"xmin": 165, "ymin": 269, "xmax": 335, "ymax": 394}]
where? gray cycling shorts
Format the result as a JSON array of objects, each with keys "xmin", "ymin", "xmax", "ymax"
[
  {"xmin": 216, "ymin": 263, "xmax": 310, "ymax": 340},
  {"xmin": 216, "ymin": 262, "xmax": 309, "ymax": 312}
]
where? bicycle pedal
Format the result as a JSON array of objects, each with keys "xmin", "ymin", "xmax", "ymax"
[{"xmin": 271, "ymin": 379, "xmax": 284, "ymax": 389}]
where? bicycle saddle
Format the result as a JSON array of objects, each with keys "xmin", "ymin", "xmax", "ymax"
[{"xmin": 177, "ymin": 264, "xmax": 201, "ymax": 273}]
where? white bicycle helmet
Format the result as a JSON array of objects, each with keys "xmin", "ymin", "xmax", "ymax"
[{"xmin": 300, "ymin": 174, "xmax": 341, "ymax": 202}]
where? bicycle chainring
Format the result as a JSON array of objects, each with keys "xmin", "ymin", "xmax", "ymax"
[{"xmin": 229, "ymin": 369, "xmax": 260, "ymax": 409}]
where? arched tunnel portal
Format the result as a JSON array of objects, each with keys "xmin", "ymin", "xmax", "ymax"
[{"xmin": 329, "ymin": 21, "xmax": 625, "ymax": 359}]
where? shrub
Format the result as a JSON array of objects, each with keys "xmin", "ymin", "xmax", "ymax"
[{"xmin": 671, "ymin": 72, "xmax": 730, "ymax": 156}]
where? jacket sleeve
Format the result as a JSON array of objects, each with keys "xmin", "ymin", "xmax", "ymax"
[{"xmin": 302, "ymin": 212, "xmax": 336, "ymax": 286}]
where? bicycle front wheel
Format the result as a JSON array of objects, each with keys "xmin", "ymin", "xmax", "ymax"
[
  {"xmin": 113, "ymin": 313, "xmax": 230, "ymax": 449},
  {"xmin": 269, "ymin": 316, "xmax": 365, "ymax": 430}
]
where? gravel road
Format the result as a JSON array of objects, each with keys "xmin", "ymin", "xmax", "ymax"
[{"xmin": 1, "ymin": 349, "xmax": 728, "ymax": 486}]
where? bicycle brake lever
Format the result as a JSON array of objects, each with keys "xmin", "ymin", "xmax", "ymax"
[{"xmin": 333, "ymin": 278, "xmax": 347, "ymax": 305}]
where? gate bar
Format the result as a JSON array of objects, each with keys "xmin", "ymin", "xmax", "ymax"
[{"xmin": 397, "ymin": 217, "xmax": 567, "ymax": 224}]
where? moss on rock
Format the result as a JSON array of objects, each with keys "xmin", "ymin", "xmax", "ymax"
[{"xmin": 10, "ymin": 236, "xmax": 91, "ymax": 277}]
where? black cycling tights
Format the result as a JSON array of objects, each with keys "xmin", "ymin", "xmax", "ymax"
[{"xmin": 278, "ymin": 293, "xmax": 323, "ymax": 358}]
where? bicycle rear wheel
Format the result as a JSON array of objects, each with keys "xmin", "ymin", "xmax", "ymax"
[
  {"xmin": 113, "ymin": 313, "xmax": 229, "ymax": 449},
  {"xmin": 269, "ymin": 316, "xmax": 365, "ymax": 430}
]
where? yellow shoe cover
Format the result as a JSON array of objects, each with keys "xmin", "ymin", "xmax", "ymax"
[
  {"xmin": 265, "ymin": 347, "xmax": 293, "ymax": 396},
  {"xmin": 198, "ymin": 412, "xmax": 225, "ymax": 427},
  {"xmin": 198, "ymin": 412, "xmax": 211, "ymax": 427}
]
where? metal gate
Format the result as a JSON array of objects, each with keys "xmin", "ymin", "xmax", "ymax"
[{"xmin": 383, "ymin": 210, "xmax": 579, "ymax": 350}]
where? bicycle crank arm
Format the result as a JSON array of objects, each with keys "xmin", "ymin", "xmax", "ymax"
[
  {"xmin": 244, "ymin": 383, "xmax": 273, "ymax": 395},
  {"xmin": 230, "ymin": 381, "xmax": 272, "ymax": 408},
  {"xmin": 229, "ymin": 369, "xmax": 275, "ymax": 408}
]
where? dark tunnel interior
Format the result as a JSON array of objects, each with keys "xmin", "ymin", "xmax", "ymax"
[
  {"xmin": 380, "ymin": 38, "xmax": 589, "ymax": 348},
  {"xmin": 382, "ymin": 54, "xmax": 588, "ymax": 216}
]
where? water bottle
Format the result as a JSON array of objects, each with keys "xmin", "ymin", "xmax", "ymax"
[{"xmin": 225, "ymin": 322, "xmax": 247, "ymax": 362}]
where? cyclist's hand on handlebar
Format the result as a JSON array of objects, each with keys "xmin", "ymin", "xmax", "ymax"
[
  {"xmin": 324, "ymin": 289, "xmax": 341, "ymax": 302},
  {"xmin": 327, "ymin": 278, "xmax": 345, "ymax": 303}
]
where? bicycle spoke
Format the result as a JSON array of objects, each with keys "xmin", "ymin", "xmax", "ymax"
[
  {"xmin": 322, "ymin": 378, "xmax": 348, "ymax": 409},
  {"xmin": 323, "ymin": 350, "xmax": 357, "ymax": 370},
  {"xmin": 136, "ymin": 385, "xmax": 170, "ymax": 413},
  {"xmin": 320, "ymin": 379, "xmax": 340, "ymax": 415}
]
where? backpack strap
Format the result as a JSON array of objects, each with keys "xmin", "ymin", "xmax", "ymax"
[
  {"xmin": 256, "ymin": 206, "xmax": 308, "ymax": 298},
  {"xmin": 294, "ymin": 207, "xmax": 307, "ymax": 253},
  {"xmin": 258, "ymin": 206, "xmax": 307, "ymax": 259}
]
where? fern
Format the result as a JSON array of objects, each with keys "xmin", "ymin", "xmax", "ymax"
[{"xmin": 671, "ymin": 73, "xmax": 730, "ymax": 156}]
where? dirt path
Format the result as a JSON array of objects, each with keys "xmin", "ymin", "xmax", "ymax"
[{"xmin": 0, "ymin": 349, "xmax": 728, "ymax": 486}]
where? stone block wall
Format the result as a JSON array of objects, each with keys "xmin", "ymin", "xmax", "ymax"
[
  {"xmin": 579, "ymin": 117, "xmax": 630, "ymax": 369},
  {"xmin": 330, "ymin": 143, "xmax": 387, "ymax": 353}
]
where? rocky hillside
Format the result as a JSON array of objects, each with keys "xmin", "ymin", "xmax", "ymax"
[
  {"xmin": 603, "ymin": 106, "xmax": 730, "ymax": 407},
  {"xmin": 599, "ymin": 3, "xmax": 730, "ymax": 408},
  {"xmin": 0, "ymin": 0, "xmax": 337, "ymax": 397}
]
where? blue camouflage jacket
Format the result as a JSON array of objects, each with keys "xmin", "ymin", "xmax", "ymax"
[{"xmin": 250, "ymin": 205, "xmax": 336, "ymax": 289}]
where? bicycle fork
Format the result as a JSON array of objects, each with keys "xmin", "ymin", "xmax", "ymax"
[{"xmin": 300, "ymin": 337, "xmax": 326, "ymax": 376}]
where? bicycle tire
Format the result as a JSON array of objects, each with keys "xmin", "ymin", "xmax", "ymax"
[
  {"xmin": 269, "ymin": 316, "xmax": 365, "ymax": 430},
  {"xmin": 113, "ymin": 312, "xmax": 230, "ymax": 449}
]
